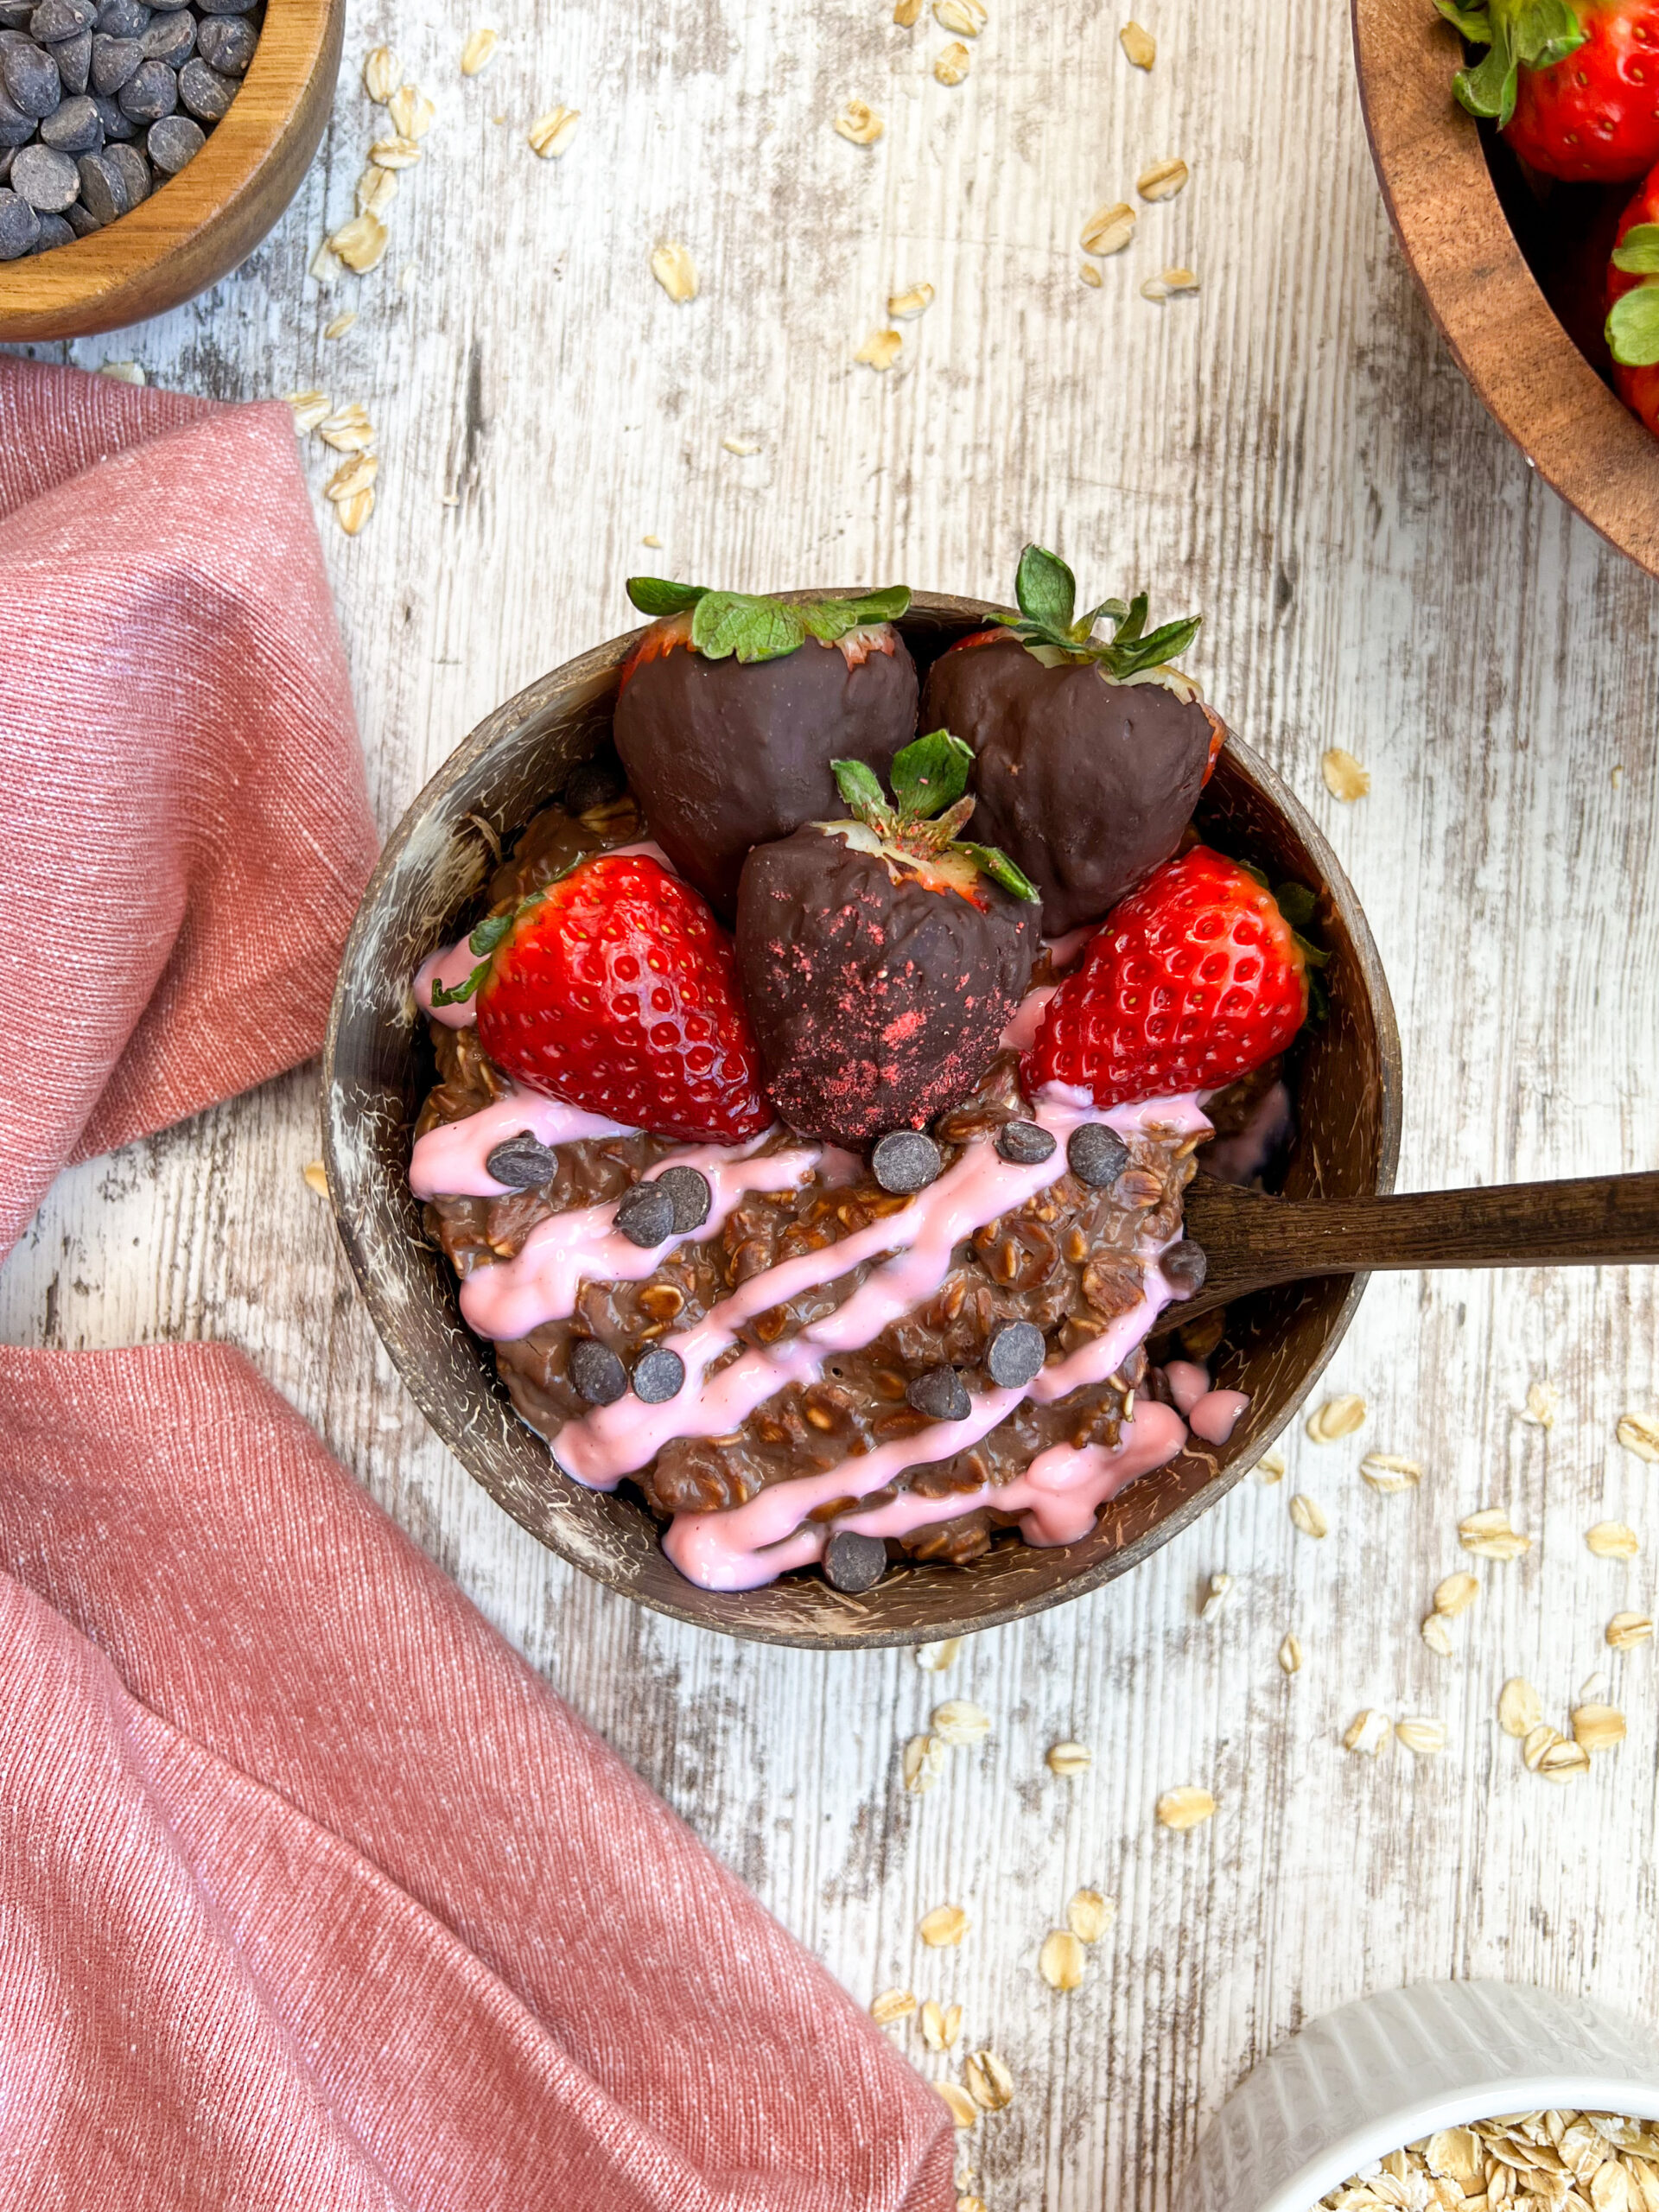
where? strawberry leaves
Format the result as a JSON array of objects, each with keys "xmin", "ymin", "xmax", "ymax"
[
  {"xmin": 1609, "ymin": 224, "xmax": 1659, "ymax": 365},
  {"xmin": 428, "ymin": 906, "xmax": 517, "ymax": 1007},
  {"xmin": 830, "ymin": 730, "xmax": 1039, "ymax": 901},
  {"xmin": 995, "ymin": 541, "xmax": 1201, "ymax": 680},
  {"xmin": 1438, "ymin": 0, "xmax": 1587, "ymax": 128},
  {"xmin": 625, "ymin": 577, "xmax": 911, "ymax": 663}
]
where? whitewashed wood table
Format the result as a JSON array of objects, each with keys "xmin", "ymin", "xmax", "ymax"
[{"xmin": 6, "ymin": 0, "xmax": 1659, "ymax": 2202}]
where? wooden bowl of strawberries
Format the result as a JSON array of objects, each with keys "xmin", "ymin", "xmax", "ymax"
[
  {"xmin": 322, "ymin": 560, "xmax": 1401, "ymax": 1648},
  {"xmin": 1353, "ymin": 0, "xmax": 1659, "ymax": 580}
]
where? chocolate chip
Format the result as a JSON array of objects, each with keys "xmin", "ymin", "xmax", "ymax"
[
  {"xmin": 40, "ymin": 87, "xmax": 98, "ymax": 143},
  {"xmin": 89, "ymin": 86, "xmax": 134, "ymax": 134},
  {"xmin": 64, "ymin": 192, "xmax": 98, "ymax": 228},
  {"xmin": 117, "ymin": 53, "xmax": 172, "ymax": 117},
  {"xmin": 1067, "ymin": 1122, "xmax": 1129, "ymax": 1189},
  {"xmin": 74, "ymin": 143, "xmax": 124, "ymax": 217},
  {"xmin": 52, "ymin": 23, "xmax": 88, "ymax": 87},
  {"xmin": 30, "ymin": 0, "xmax": 93, "ymax": 37},
  {"xmin": 1161, "ymin": 1240, "xmax": 1207, "ymax": 1297},
  {"xmin": 30, "ymin": 204, "xmax": 71, "ymax": 244},
  {"xmin": 985, "ymin": 1319, "xmax": 1046, "ymax": 1389},
  {"xmin": 138, "ymin": 4, "xmax": 188, "ymax": 60},
  {"xmin": 144, "ymin": 106, "xmax": 196, "ymax": 166},
  {"xmin": 631, "ymin": 1346, "xmax": 685, "ymax": 1404},
  {"xmin": 995, "ymin": 1118, "xmax": 1057, "ymax": 1166},
  {"xmin": 194, "ymin": 10, "xmax": 250, "ymax": 71},
  {"xmin": 102, "ymin": 130, "xmax": 145, "ymax": 197},
  {"xmin": 871, "ymin": 1128, "xmax": 942, "ymax": 1196},
  {"xmin": 10, "ymin": 140, "xmax": 78, "ymax": 206},
  {"xmin": 823, "ymin": 1528, "xmax": 888, "ymax": 1593},
  {"xmin": 0, "ymin": 1, "xmax": 33, "ymax": 25},
  {"xmin": 484, "ymin": 1131, "xmax": 556, "ymax": 1189},
  {"xmin": 653, "ymin": 1165, "xmax": 711, "ymax": 1235},
  {"xmin": 613, "ymin": 1179, "xmax": 675, "ymax": 1249},
  {"xmin": 94, "ymin": 0, "xmax": 149, "ymax": 32},
  {"xmin": 568, "ymin": 1337, "xmax": 627, "ymax": 1407},
  {"xmin": 89, "ymin": 29, "xmax": 140, "ymax": 90},
  {"xmin": 0, "ymin": 83, "xmax": 33, "ymax": 145},
  {"xmin": 175, "ymin": 50, "xmax": 228, "ymax": 116},
  {"xmin": 0, "ymin": 143, "xmax": 12, "ymax": 178},
  {"xmin": 0, "ymin": 181, "xmax": 37, "ymax": 251},
  {"xmin": 3, "ymin": 35, "xmax": 62, "ymax": 112},
  {"xmin": 906, "ymin": 1365, "xmax": 970, "ymax": 1423}
]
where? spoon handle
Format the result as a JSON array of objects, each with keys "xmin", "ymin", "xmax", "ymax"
[{"xmin": 1182, "ymin": 1170, "xmax": 1659, "ymax": 1300}]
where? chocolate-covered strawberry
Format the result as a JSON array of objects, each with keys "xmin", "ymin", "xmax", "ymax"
[
  {"xmin": 735, "ymin": 731, "xmax": 1040, "ymax": 1145},
  {"xmin": 921, "ymin": 543, "xmax": 1224, "ymax": 936},
  {"xmin": 613, "ymin": 577, "xmax": 919, "ymax": 916}
]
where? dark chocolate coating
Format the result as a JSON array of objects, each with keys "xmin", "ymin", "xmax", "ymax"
[
  {"xmin": 735, "ymin": 826, "xmax": 1039, "ymax": 1145},
  {"xmin": 613, "ymin": 624, "xmax": 918, "ymax": 915},
  {"xmin": 921, "ymin": 632, "xmax": 1225, "ymax": 936}
]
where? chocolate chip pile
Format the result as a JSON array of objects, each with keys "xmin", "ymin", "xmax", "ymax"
[{"xmin": 0, "ymin": 0, "xmax": 258, "ymax": 257}]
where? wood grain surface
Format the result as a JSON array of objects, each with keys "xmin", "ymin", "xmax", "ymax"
[{"xmin": 5, "ymin": 0, "xmax": 1659, "ymax": 2202}]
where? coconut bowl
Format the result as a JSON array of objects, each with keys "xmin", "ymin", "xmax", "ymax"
[
  {"xmin": 0, "ymin": 0, "xmax": 341, "ymax": 342},
  {"xmin": 321, "ymin": 593, "xmax": 1402, "ymax": 1649}
]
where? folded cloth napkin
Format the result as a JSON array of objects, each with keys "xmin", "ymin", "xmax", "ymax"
[{"xmin": 0, "ymin": 360, "xmax": 954, "ymax": 2212}]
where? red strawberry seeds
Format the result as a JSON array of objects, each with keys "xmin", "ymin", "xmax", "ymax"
[
  {"xmin": 475, "ymin": 851, "xmax": 772, "ymax": 1143},
  {"xmin": 1024, "ymin": 846, "xmax": 1308, "ymax": 1109}
]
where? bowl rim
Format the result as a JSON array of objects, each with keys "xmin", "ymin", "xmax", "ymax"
[
  {"xmin": 322, "ymin": 592, "xmax": 1403, "ymax": 1647},
  {"xmin": 0, "ymin": 0, "xmax": 342, "ymax": 342},
  {"xmin": 1350, "ymin": 0, "xmax": 1659, "ymax": 584}
]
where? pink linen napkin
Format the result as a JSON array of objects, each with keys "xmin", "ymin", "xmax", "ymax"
[{"xmin": 0, "ymin": 359, "xmax": 955, "ymax": 2212}]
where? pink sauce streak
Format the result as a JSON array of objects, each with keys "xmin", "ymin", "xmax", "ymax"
[
  {"xmin": 410, "ymin": 944, "xmax": 1249, "ymax": 1586},
  {"xmin": 413, "ymin": 841, "xmax": 672, "ymax": 1029},
  {"xmin": 999, "ymin": 986, "xmax": 1056, "ymax": 1053},
  {"xmin": 1164, "ymin": 1359, "xmax": 1210, "ymax": 1416}
]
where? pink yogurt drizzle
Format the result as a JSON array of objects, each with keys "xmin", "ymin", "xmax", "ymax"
[
  {"xmin": 1162, "ymin": 1358, "xmax": 1251, "ymax": 1447},
  {"xmin": 411, "ymin": 950, "xmax": 1253, "ymax": 1586}
]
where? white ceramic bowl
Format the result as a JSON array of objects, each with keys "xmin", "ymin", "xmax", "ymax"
[{"xmin": 1177, "ymin": 1981, "xmax": 1659, "ymax": 2212}]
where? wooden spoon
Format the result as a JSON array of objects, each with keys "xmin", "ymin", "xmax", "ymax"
[{"xmin": 1174, "ymin": 1169, "xmax": 1659, "ymax": 1325}]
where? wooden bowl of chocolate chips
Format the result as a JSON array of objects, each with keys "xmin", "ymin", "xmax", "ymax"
[
  {"xmin": 0, "ymin": 0, "xmax": 340, "ymax": 339},
  {"xmin": 322, "ymin": 592, "xmax": 1402, "ymax": 1649}
]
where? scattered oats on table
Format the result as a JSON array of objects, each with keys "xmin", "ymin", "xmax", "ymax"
[
  {"xmin": 1119, "ymin": 19, "xmax": 1155, "ymax": 66},
  {"xmin": 363, "ymin": 46, "xmax": 398, "ymax": 103},
  {"xmin": 651, "ymin": 239, "xmax": 698, "ymax": 301},
  {"xmin": 461, "ymin": 26, "xmax": 499, "ymax": 75},
  {"xmin": 919, "ymin": 1904, "xmax": 970, "ymax": 1948},
  {"xmin": 938, "ymin": 2082, "xmax": 977, "ymax": 2128},
  {"xmin": 931, "ymin": 1700, "xmax": 990, "ymax": 1745},
  {"xmin": 921, "ymin": 1999, "xmax": 963, "ymax": 2050},
  {"xmin": 529, "ymin": 105, "xmax": 581, "ymax": 158},
  {"xmin": 329, "ymin": 213, "xmax": 389, "ymax": 274},
  {"xmin": 1279, "ymin": 1630, "xmax": 1304, "ymax": 1674},
  {"xmin": 934, "ymin": 41, "xmax": 971, "ymax": 81},
  {"xmin": 1497, "ymin": 1676, "xmax": 1542, "ymax": 1738},
  {"xmin": 357, "ymin": 164, "xmax": 397, "ymax": 216},
  {"xmin": 1433, "ymin": 1571, "xmax": 1480, "ymax": 1618},
  {"xmin": 934, "ymin": 0, "xmax": 987, "ymax": 30},
  {"xmin": 1361, "ymin": 1452, "xmax": 1421, "ymax": 1493},
  {"xmin": 302, "ymin": 1160, "xmax": 328, "ymax": 1197},
  {"xmin": 1608, "ymin": 1610, "xmax": 1655, "ymax": 1649},
  {"xmin": 893, "ymin": 0, "xmax": 924, "ymax": 22},
  {"xmin": 904, "ymin": 1733, "xmax": 945, "ymax": 1795},
  {"xmin": 856, "ymin": 327, "xmax": 903, "ymax": 370},
  {"xmin": 286, "ymin": 388, "xmax": 332, "ymax": 435},
  {"xmin": 1586, "ymin": 1519, "xmax": 1640, "ymax": 1560},
  {"xmin": 1573, "ymin": 1701, "xmax": 1627, "ymax": 1752},
  {"xmin": 721, "ymin": 435, "xmax": 762, "ymax": 455},
  {"xmin": 1321, "ymin": 747, "xmax": 1370, "ymax": 802},
  {"xmin": 1039, "ymin": 1928, "xmax": 1085, "ymax": 1989},
  {"xmin": 1394, "ymin": 1716, "xmax": 1447, "ymax": 1757},
  {"xmin": 1307, "ymin": 1394, "xmax": 1367, "ymax": 1443},
  {"xmin": 1082, "ymin": 202, "xmax": 1135, "ymax": 255},
  {"xmin": 1289, "ymin": 1493, "xmax": 1328, "ymax": 1539},
  {"xmin": 1136, "ymin": 155, "xmax": 1189, "ymax": 199},
  {"xmin": 1421, "ymin": 1613, "xmax": 1455, "ymax": 1657},
  {"xmin": 323, "ymin": 312, "xmax": 357, "ymax": 340},
  {"xmin": 1521, "ymin": 1378, "xmax": 1560, "ymax": 1427},
  {"xmin": 1255, "ymin": 1448, "xmax": 1287, "ymax": 1484},
  {"xmin": 889, "ymin": 281, "xmax": 935, "ymax": 317},
  {"xmin": 99, "ymin": 361, "xmax": 146, "ymax": 385},
  {"xmin": 369, "ymin": 135, "xmax": 423, "ymax": 170},
  {"xmin": 1156, "ymin": 1784, "xmax": 1217, "ymax": 1829},
  {"xmin": 1618, "ymin": 1410, "xmax": 1659, "ymax": 1461},
  {"xmin": 1067, "ymin": 1888, "xmax": 1115, "ymax": 1942},
  {"xmin": 965, "ymin": 2050, "xmax": 1014, "ymax": 2112},
  {"xmin": 916, "ymin": 1637, "xmax": 963, "ymax": 1672},
  {"xmin": 1140, "ymin": 276, "xmax": 1172, "ymax": 302},
  {"xmin": 870, "ymin": 1987, "xmax": 917, "ymax": 2024},
  {"xmin": 1459, "ymin": 1507, "xmax": 1531, "ymax": 1561},
  {"xmin": 1079, "ymin": 264, "xmax": 1103, "ymax": 287},
  {"xmin": 1343, "ymin": 1709, "xmax": 1391, "ymax": 1756},
  {"xmin": 833, "ymin": 98, "xmax": 884, "ymax": 143},
  {"xmin": 1199, "ymin": 1570, "xmax": 1232, "ymax": 1620},
  {"xmin": 319, "ymin": 401, "xmax": 373, "ymax": 452},
  {"xmin": 1046, "ymin": 1739, "xmax": 1091, "ymax": 1776},
  {"xmin": 1160, "ymin": 266, "xmax": 1198, "ymax": 291},
  {"xmin": 389, "ymin": 84, "xmax": 435, "ymax": 139}
]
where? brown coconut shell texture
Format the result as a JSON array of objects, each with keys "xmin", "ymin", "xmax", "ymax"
[
  {"xmin": 735, "ymin": 827, "xmax": 1039, "ymax": 1147},
  {"xmin": 922, "ymin": 635, "xmax": 1226, "ymax": 937},
  {"xmin": 614, "ymin": 627, "xmax": 920, "ymax": 916}
]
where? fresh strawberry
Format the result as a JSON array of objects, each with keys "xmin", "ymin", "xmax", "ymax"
[
  {"xmin": 1024, "ymin": 847, "xmax": 1310, "ymax": 1109},
  {"xmin": 735, "ymin": 731, "xmax": 1040, "ymax": 1144},
  {"xmin": 613, "ymin": 577, "xmax": 918, "ymax": 915},
  {"xmin": 1440, "ymin": 0, "xmax": 1659, "ymax": 183},
  {"xmin": 921, "ymin": 545, "xmax": 1224, "ymax": 935},
  {"xmin": 1606, "ymin": 159, "xmax": 1659, "ymax": 429},
  {"xmin": 435, "ymin": 851, "xmax": 772, "ymax": 1143}
]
